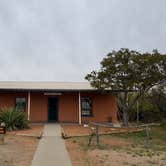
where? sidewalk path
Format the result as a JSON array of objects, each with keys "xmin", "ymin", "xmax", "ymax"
[{"xmin": 31, "ymin": 124, "xmax": 72, "ymax": 166}]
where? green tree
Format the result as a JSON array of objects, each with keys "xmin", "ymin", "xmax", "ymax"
[
  {"xmin": 151, "ymin": 84, "xmax": 166, "ymax": 117},
  {"xmin": 85, "ymin": 48, "xmax": 166, "ymax": 126}
]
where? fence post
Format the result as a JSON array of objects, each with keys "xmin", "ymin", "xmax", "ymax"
[
  {"xmin": 0, "ymin": 124, "xmax": 6, "ymax": 145},
  {"xmin": 145, "ymin": 126, "xmax": 150, "ymax": 147},
  {"xmin": 136, "ymin": 100, "xmax": 139, "ymax": 125},
  {"xmin": 0, "ymin": 134, "xmax": 5, "ymax": 144},
  {"xmin": 96, "ymin": 125, "xmax": 99, "ymax": 145}
]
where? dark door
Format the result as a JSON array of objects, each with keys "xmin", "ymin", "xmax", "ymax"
[{"xmin": 48, "ymin": 97, "xmax": 58, "ymax": 122}]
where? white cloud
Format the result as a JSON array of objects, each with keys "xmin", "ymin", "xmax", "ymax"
[{"xmin": 0, "ymin": 0, "xmax": 166, "ymax": 81}]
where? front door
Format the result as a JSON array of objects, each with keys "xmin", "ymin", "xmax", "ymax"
[{"xmin": 48, "ymin": 97, "xmax": 58, "ymax": 122}]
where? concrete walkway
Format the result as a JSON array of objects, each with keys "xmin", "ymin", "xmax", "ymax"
[{"xmin": 31, "ymin": 124, "xmax": 72, "ymax": 166}]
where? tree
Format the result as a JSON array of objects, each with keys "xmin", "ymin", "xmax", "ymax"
[
  {"xmin": 151, "ymin": 84, "xmax": 166, "ymax": 117},
  {"xmin": 85, "ymin": 48, "xmax": 166, "ymax": 126}
]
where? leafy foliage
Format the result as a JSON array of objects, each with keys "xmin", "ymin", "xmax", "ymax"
[
  {"xmin": 129, "ymin": 85, "xmax": 166, "ymax": 123},
  {"xmin": 129, "ymin": 95, "xmax": 163, "ymax": 123},
  {"xmin": 86, "ymin": 48, "xmax": 166, "ymax": 91},
  {"xmin": 86, "ymin": 48, "xmax": 166, "ymax": 126},
  {"xmin": 151, "ymin": 85, "xmax": 166, "ymax": 117},
  {"xmin": 0, "ymin": 107, "xmax": 29, "ymax": 131}
]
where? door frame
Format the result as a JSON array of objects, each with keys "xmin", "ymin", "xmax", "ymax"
[{"xmin": 47, "ymin": 97, "xmax": 59, "ymax": 122}]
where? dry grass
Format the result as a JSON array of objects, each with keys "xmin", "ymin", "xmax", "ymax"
[{"xmin": 65, "ymin": 124, "xmax": 166, "ymax": 166}]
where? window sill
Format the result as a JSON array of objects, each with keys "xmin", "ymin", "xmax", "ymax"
[{"xmin": 81, "ymin": 115, "xmax": 93, "ymax": 117}]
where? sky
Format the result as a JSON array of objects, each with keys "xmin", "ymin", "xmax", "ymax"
[{"xmin": 0, "ymin": 0, "xmax": 166, "ymax": 81}]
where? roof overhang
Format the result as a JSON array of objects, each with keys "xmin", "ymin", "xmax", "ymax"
[{"xmin": 0, "ymin": 81, "xmax": 99, "ymax": 92}]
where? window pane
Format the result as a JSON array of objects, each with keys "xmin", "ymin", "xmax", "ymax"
[
  {"xmin": 16, "ymin": 98, "xmax": 26, "ymax": 111},
  {"xmin": 81, "ymin": 98, "xmax": 92, "ymax": 116}
]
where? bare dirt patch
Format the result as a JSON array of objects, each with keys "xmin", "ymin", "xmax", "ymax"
[
  {"xmin": 65, "ymin": 137, "xmax": 85, "ymax": 166},
  {"xmin": 0, "ymin": 124, "xmax": 44, "ymax": 166},
  {"xmin": 87, "ymin": 149, "xmax": 166, "ymax": 166},
  {"xmin": 8, "ymin": 124, "xmax": 43, "ymax": 137}
]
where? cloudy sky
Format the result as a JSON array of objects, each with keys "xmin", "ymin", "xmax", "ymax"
[{"xmin": 0, "ymin": 0, "xmax": 166, "ymax": 81}]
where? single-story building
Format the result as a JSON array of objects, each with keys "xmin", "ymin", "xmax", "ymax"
[{"xmin": 0, "ymin": 82, "xmax": 118, "ymax": 124}]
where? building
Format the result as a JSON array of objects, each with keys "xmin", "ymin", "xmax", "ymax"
[{"xmin": 0, "ymin": 82, "xmax": 118, "ymax": 124}]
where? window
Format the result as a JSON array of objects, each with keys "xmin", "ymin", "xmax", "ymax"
[
  {"xmin": 81, "ymin": 98, "xmax": 92, "ymax": 116},
  {"xmin": 16, "ymin": 98, "xmax": 26, "ymax": 111}
]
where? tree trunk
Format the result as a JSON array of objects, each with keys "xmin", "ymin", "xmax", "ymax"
[
  {"xmin": 118, "ymin": 92, "xmax": 132, "ymax": 126},
  {"xmin": 123, "ymin": 109, "xmax": 129, "ymax": 127}
]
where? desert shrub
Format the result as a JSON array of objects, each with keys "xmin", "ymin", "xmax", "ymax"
[
  {"xmin": 151, "ymin": 86, "xmax": 166, "ymax": 117},
  {"xmin": 0, "ymin": 107, "xmax": 29, "ymax": 131},
  {"xmin": 128, "ymin": 93, "xmax": 165, "ymax": 123}
]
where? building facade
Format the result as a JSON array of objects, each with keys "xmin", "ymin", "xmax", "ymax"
[{"xmin": 0, "ymin": 82, "xmax": 118, "ymax": 124}]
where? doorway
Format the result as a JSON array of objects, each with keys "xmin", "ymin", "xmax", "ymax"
[{"xmin": 48, "ymin": 97, "xmax": 58, "ymax": 122}]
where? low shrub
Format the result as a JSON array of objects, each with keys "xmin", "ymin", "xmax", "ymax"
[
  {"xmin": 160, "ymin": 122, "xmax": 166, "ymax": 129},
  {"xmin": 0, "ymin": 107, "xmax": 29, "ymax": 131}
]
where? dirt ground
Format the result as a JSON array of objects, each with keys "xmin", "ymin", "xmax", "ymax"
[
  {"xmin": 66, "ymin": 136, "xmax": 166, "ymax": 166},
  {"xmin": 65, "ymin": 125, "xmax": 166, "ymax": 166},
  {"xmin": 9, "ymin": 124, "xmax": 43, "ymax": 136},
  {"xmin": 0, "ymin": 124, "xmax": 44, "ymax": 166}
]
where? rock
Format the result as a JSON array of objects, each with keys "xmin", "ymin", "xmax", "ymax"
[{"xmin": 112, "ymin": 123, "xmax": 121, "ymax": 128}]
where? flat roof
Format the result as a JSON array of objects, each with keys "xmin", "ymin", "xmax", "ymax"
[{"xmin": 0, "ymin": 81, "xmax": 96, "ymax": 91}]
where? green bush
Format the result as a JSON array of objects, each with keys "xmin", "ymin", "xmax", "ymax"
[
  {"xmin": 128, "ymin": 93, "xmax": 165, "ymax": 123},
  {"xmin": 0, "ymin": 107, "xmax": 29, "ymax": 131}
]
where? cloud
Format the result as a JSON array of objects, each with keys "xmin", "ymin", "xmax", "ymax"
[{"xmin": 0, "ymin": 0, "xmax": 166, "ymax": 81}]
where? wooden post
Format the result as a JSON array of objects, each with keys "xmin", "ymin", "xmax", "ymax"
[
  {"xmin": 145, "ymin": 126, "xmax": 150, "ymax": 147},
  {"xmin": 0, "ymin": 126, "xmax": 6, "ymax": 145},
  {"xmin": 27, "ymin": 91, "xmax": 31, "ymax": 121},
  {"xmin": 0, "ymin": 135, "xmax": 5, "ymax": 144},
  {"xmin": 78, "ymin": 91, "xmax": 81, "ymax": 125},
  {"xmin": 136, "ymin": 100, "xmax": 139, "ymax": 125},
  {"xmin": 96, "ymin": 125, "xmax": 99, "ymax": 145}
]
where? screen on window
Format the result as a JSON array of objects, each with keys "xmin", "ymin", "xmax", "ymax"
[
  {"xmin": 16, "ymin": 98, "xmax": 26, "ymax": 111},
  {"xmin": 81, "ymin": 98, "xmax": 92, "ymax": 116}
]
